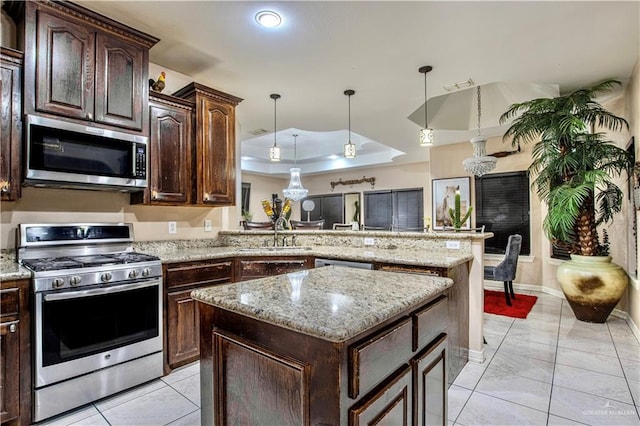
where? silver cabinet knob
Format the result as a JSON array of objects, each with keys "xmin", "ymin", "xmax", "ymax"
[{"xmin": 9, "ymin": 324, "xmax": 16, "ymax": 333}]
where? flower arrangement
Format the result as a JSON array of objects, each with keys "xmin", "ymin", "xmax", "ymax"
[{"xmin": 261, "ymin": 195, "xmax": 292, "ymax": 229}]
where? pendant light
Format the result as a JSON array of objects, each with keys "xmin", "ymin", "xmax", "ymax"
[
  {"xmin": 269, "ymin": 93, "xmax": 281, "ymax": 161},
  {"xmin": 462, "ymin": 86, "xmax": 497, "ymax": 176},
  {"xmin": 344, "ymin": 89, "xmax": 356, "ymax": 158},
  {"xmin": 419, "ymin": 65, "xmax": 434, "ymax": 146},
  {"xmin": 282, "ymin": 134, "xmax": 308, "ymax": 201}
]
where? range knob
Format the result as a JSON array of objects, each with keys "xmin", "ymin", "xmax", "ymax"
[
  {"xmin": 101, "ymin": 272, "xmax": 113, "ymax": 282},
  {"xmin": 52, "ymin": 278, "xmax": 65, "ymax": 289},
  {"xmin": 141, "ymin": 268, "xmax": 150, "ymax": 277},
  {"xmin": 70, "ymin": 276, "xmax": 82, "ymax": 286},
  {"xmin": 128, "ymin": 269, "xmax": 139, "ymax": 279}
]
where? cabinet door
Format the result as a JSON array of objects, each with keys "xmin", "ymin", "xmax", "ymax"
[
  {"xmin": 349, "ymin": 364, "xmax": 412, "ymax": 426},
  {"xmin": 167, "ymin": 289, "xmax": 200, "ymax": 368},
  {"xmin": 0, "ymin": 321, "xmax": 19, "ymax": 424},
  {"xmin": 94, "ymin": 33, "xmax": 145, "ymax": 130},
  {"xmin": 413, "ymin": 334, "xmax": 447, "ymax": 426},
  {"xmin": 148, "ymin": 101, "xmax": 192, "ymax": 204},
  {"xmin": 196, "ymin": 96, "xmax": 235, "ymax": 206},
  {"xmin": 35, "ymin": 10, "xmax": 95, "ymax": 120},
  {"xmin": 0, "ymin": 49, "xmax": 22, "ymax": 201}
]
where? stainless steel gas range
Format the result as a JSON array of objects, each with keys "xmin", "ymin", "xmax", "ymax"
[{"xmin": 17, "ymin": 223, "xmax": 164, "ymax": 422}]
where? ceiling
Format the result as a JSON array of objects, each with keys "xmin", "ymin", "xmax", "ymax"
[{"xmin": 77, "ymin": 1, "xmax": 640, "ymax": 177}]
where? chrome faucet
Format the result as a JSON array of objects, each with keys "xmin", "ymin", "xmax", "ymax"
[{"xmin": 273, "ymin": 216, "xmax": 286, "ymax": 246}]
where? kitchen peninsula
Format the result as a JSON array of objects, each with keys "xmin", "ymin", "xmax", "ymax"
[{"xmin": 192, "ymin": 266, "xmax": 453, "ymax": 425}]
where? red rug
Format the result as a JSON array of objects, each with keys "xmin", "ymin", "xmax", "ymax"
[{"xmin": 484, "ymin": 289, "xmax": 538, "ymax": 319}]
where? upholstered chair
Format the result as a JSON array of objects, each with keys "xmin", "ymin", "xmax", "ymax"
[{"xmin": 484, "ymin": 234, "xmax": 522, "ymax": 306}]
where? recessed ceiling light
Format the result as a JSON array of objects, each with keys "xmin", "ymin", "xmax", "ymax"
[{"xmin": 255, "ymin": 11, "xmax": 281, "ymax": 28}]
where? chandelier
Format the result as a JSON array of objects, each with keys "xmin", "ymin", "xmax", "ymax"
[
  {"xmin": 282, "ymin": 134, "xmax": 308, "ymax": 201},
  {"xmin": 269, "ymin": 94, "xmax": 281, "ymax": 161},
  {"xmin": 462, "ymin": 86, "xmax": 496, "ymax": 177}
]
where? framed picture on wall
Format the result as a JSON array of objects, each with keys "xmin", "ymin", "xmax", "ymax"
[{"xmin": 432, "ymin": 177, "xmax": 471, "ymax": 229}]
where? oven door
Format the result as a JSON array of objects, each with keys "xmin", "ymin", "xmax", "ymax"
[{"xmin": 34, "ymin": 278, "xmax": 162, "ymax": 388}]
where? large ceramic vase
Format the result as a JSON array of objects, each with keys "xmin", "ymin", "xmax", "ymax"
[{"xmin": 557, "ymin": 255, "xmax": 629, "ymax": 323}]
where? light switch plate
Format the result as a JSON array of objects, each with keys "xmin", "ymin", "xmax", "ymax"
[
  {"xmin": 364, "ymin": 237, "xmax": 375, "ymax": 246},
  {"xmin": 168, "ymin": 221, "xmax": 177, "ymax": 234},
  {"xmin": 445, "ymin": 240, "xmax": 460, "ymax": 249},
  {"xmin": 204, "ymin": 219, "xmax": 212, "ymax": 232}
]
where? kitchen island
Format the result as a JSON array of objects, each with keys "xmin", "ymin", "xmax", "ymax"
[{"xmin": 192, "ymin": 266, "xmax": 453, "ymax": 425}]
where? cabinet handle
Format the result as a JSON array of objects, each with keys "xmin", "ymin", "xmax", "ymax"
[
  {"xmin": 9, "ymin": 324, "xmax": 16, "ymax": 333},
  {"xmin": 0, "ymin": 181, "xmax": 9, "ymax": 193},
  {"xmin": 203, "ymin": 193, "xmax": 209, "ymax": 202},
  {"xmin": 151, "ymin": 190, "xmax": 158, "ymax": 200},
  {"xmin": 87, "ymin": 112, "xmax": 93, "ymax": 120}
]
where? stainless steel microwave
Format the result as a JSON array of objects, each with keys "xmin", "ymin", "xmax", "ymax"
[{"xmin": 25, "ymin": 115, "xmax": 148, "ymax": 191}]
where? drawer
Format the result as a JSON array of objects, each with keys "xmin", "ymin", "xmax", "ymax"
[
  {"xmin": 239, "ymin": 259, "xmax": 308, "ymax": 280},
  {"xmin": 349, "ymin": 317, "xmax": 413, "ymax": 399},
  {"xmin": 0, "ymin": 288, "xmax": 19, "ymax": 320},
  {"xmin": 165, "ymin": 260, "xmax": 233, "ymax": 289},
  {"xmin": 413, "ymin": 295, "xmax": 448, "ymax": 352},
  {"xmin": 376, "ymin": 264, "xmax": 445, "ymax": 277}
]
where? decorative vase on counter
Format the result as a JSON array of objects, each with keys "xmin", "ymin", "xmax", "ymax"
[{"xmin": 556, "ymin": 255, "xmax": 629, "ymax": 323}]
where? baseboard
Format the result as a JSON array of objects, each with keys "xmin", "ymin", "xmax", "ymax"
[
  {"xmin": 484, "ymin": 280, "xmax": 640, "ymax": 343},
  {"xmin": 468, "ymin": 348, "xmax": 485, "ymax": 365}
]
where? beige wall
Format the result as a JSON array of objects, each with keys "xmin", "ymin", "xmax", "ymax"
[
  {"xmin": 626, "ymin": 58, "xmax": 640, "ymax": 330},
  {"xmin": 240, "ymin": 173, "xmax": 289, "ymax": 223}
]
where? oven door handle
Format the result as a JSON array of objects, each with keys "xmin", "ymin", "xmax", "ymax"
[{"xmin": 43, "ymin": 280, "xmax": 159, "ymax": 301}]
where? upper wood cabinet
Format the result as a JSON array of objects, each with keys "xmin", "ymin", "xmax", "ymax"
[
  {"xmin": 21, "ymin": 0, "xmax": 158, "ymax": 132},
  {"xmin": 0, "ymin": 48, "xmax": 23, "ymax": 201},
  {"xmin": 131, "ymin": 93, "xmax": 194, "ymax": 205},
  {"xmin": 173, "ymin": 82, "xmax": 242, "ymax": 206}
]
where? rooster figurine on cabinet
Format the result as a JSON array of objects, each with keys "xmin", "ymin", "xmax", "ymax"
[{"xmin": 149, "ymin": 71, "xmax": 166, "ymax": 93}]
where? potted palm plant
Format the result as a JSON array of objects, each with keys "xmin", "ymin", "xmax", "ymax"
[{"xmin": 500, "ymin": 80, "xmax": 634, "ymax": 322}]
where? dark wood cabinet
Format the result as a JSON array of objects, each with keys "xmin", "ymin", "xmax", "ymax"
[
  {"xmin": 236, "ymin": 256, "xmax": 313, "ymax": 281},
  {"xmin": 173, "ymin": 82, "xmax": 242, "ymax": 206},
  {"xmin": 22, "ymin": 0, "xmax": 158, "ymax": 131},
  {"xmin": 0, "ymin": 279, "xmax": 31, "ymax": 426},
  {"xmin": 131, "ymin": 93, "xmax": 194, "ymax": 205},
  {"xmin": 164, "ymin": 259, "xmax": 233, "ymax": 372},
  {"xmin": 0, "ymin": 48, "xmax": 22, "ymax": 201},
  {"xmin": 413, "ymin": 334, "xmax": 447, "ymax": 426}
]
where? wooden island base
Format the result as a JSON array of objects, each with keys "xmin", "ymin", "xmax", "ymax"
[{"xmin": 194, "ymin": 267, "xmax": 455, "ymax": 425}]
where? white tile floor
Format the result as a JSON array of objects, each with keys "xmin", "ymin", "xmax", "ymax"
[{"xmin": 37, "ymin": 290, "xmax": 640, "ymax": 426}]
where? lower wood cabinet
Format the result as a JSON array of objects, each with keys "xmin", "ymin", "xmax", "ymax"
[
  {"xmin": 198, "ymin": 291, "xmax": 448, "ymax": 425},
  {"xmin": 164, "ymin": 259, "xmax": 233, "ymax": 373},
  {"xmin": 0, "ymin": 279, "xmax": 31, "ymax": 426}
]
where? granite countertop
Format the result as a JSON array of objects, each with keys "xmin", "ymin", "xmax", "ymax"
[
  {"xmin": 0, "ymin": 244, "xmax": 473, "ymax": 282},
  {"xmin": 137, "ymin": 245, "xmax": 473, "ymax": 269},
  {"xmin": 191, "ymin": 265, "xmax": 453, "ymax": 343},
  {"xmin": 0, "ymin": 252, "xmax": 31, "ymax": 281}
]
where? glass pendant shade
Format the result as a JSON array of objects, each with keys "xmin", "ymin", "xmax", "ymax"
[
  {"xmin": 419, "ymin": 128, "xmax": 434, "ymax": 147},
  {"xmin": 344, "ymin": 141, "xmax": 356, "ymax": 158},
  {"xmin": 283, "ymin": 168, "xmax": 308, "ymax": 201},
  {"xmin": 462, "ymin": 136, "xmax": 497, "ymax": 177},
  {"xmin": 269, "ymin": 145, "xmax": 281, "ymax": 161}
]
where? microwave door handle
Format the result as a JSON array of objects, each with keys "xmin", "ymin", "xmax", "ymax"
[
  {"xmin": 43, "ymin": 279, "xmax": 159, "ymax": 302},
  {"xmin": 132, "ymin": 144, "xmax": 136, "ymax": 177}
]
